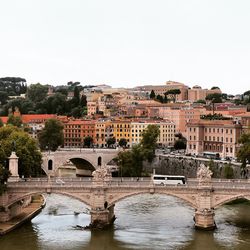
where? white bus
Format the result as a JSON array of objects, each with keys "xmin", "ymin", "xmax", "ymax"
[{"xmin": 153, "ymin": 175, "xmax": 186, "ymax": 185}]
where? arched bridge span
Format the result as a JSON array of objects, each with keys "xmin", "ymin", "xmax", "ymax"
[{"xmin": 41, "ymin": 148, "xmax": 120, "ymax": 176}]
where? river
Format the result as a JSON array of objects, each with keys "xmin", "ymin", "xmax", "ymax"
[{"xmin": 1, "ymin": 194, "xmax": 250, "ymax": 250}]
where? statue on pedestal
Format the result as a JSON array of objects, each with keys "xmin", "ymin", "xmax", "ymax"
[{"xmin": 197, "ymin": 163, "xmax": 212, "ymax": 185}]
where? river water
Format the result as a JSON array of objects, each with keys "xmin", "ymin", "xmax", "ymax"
[{"xmin": 1, "ymin": 194, "xmax": 250, "ymax": 250}]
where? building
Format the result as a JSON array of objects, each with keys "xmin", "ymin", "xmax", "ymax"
[
  {"xmin": 188, "ymin": 86, "xmax": 222, "ymax": 102},
  {"xmin": 112, "ymin": 120, "xmax": 132, "ymax": 146},
  {"xmin": 94, "ymin": 120, "xmax": 114, "ymax": 147},
  {"xmin": 134, "ymin": 81, "xmax": 189, "ymax": 101},
  {"xmin": 186, "ymin": 120, "xmax": 242, "ymax": 158},
  {"xmin": 87, "ymin": 102, "xmax": 97, "ymax": 116},
  {"xmin": 63, "ymin": 120, "xmax": 95, "ymax": 147},
  {"xmin": 130, "ymin": 120, "xmax": 176, "ymax": 147}
]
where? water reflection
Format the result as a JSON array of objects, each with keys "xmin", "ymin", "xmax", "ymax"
[{"xmin": 1, "ymin": 194, "xmax": 250, "ymax": 250}]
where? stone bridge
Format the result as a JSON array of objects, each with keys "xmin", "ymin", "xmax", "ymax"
[
  {"xmin": 41, "ymin": 148, "xmax": 121, "ymax": 176},
  {"xmin": 2, "ymin": 156, "xmax": 250, "ymax": 230},
  {"xmin": 1, "ymin": 176, "xmax": 250, "ymax": 230}
]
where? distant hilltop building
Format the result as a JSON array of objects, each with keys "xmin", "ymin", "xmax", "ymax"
[
  {"xmin": 188, "ymin": 85, "xmax": 222, "ymax": 102},
  {"xmin": 134, "ymin": 81, "xmax": 222, "ymax": 102}
]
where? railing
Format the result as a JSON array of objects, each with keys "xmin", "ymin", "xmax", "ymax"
[{"xmin": 6, "ymin": 177, "xmax": 250, "ymax": 190}]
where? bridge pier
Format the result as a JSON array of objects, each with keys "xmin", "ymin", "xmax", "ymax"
[
  {"xmin": 194, "ymin": 209, "xmax": 216, "ymax": 230},
  {"xmin": 90, "ymin": 204, "xmax": 115, "ymax": 229}
]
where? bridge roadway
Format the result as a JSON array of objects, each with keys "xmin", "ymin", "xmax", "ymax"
[{"xmin": 3, "ymin": 178, "xmax": 250, "ymax": 230}]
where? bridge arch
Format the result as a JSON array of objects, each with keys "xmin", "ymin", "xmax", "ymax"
[
  {"xmin": 213, "ymin": 194, "xmax": 250, "ymax": 209},
  {"xmin": 108, "ymin": 190, "xmax": 197, "ymax": 209},
  {"xmin": 42, "ymin": 149, "xmax": 120, "ymax": 176},
  {"xmin": 6, "ymin": 191, "xmax": 92, "ymax": 208}
]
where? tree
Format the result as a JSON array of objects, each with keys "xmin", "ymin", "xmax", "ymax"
[
  {"xmin": 165, "ymin": 89, "xmax": 181, "ymax": 102},
  {"xmin": 174, "ymin": 133, "xmax": 187, "ymax": 150},
  {"xmin": 205, "ymin": 93, "xmax": 223, "ymax": 103},
  {"xmin": 211, "ymin": 86, "xmax": 220, "ymax": 90},
  {"xmin": 84, "ymin": 136, "xmax": 93, "ymax": 147},
  {"xmin": 194, "ymin": 99, "xmax": 206, "ymax": 104},
  {"xmin": 107, "ymin": 137, "xmax": 116, "ymax": 148},
  {"xmin": 0, "ymin": 125, "xmax": 42, "ymax": 179},
  {"xmin": 118, "ymin": 138, "xmax": 127, "ymax": 148},
  {"xmin": 224, "ymin": 164, "xmax": 234, "ymax": 179},
  {"xmin": 140, "ymin": 125, "xmax": 160, "ymax": 162},
  {"xmin": 38, "ymin": 119, "xmax": 64, "ymax": 151},
  {"xmin": 156, "ymin": 94, "xmax": 164, "ymax": 103},
  {"xmin": 0, "ymin": 91, "xmax": 8, "ymax": 105},
  {"xmin": 116, "ymin": 125, "xmax": 160, "ymax": 177},
  {"xmin": 0, "ymin": 118, "xmax": 3, "ymax": 127},
  {"xmin": 237, "ymin": 132, "xmax": 250, "ymax": 177},
  {"xmin": 27, "ymin": 83, "xmax": 48, "ymax": 103},
  {"xmin": 0, "ymin": 77, "xmax": 27, "ymax": 96},
  {"xmin": 80, "ymin": 95, "xmax": 87, "ymax": 107},
  {"xmin": 149, "ymin": 90, "xmax": 156, "ymax": 99},
  {"xmin": 0, "ymin": 164, "xmax": 10, "ymax": 194},
  {"xmin": 7, "ymin": 114, "xmax": 22, "ymax": 127}
]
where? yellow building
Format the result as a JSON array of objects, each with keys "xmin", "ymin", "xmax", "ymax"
[{"xmin": 112, "ymin": 120, "xmax": 131, "ymax": 146}]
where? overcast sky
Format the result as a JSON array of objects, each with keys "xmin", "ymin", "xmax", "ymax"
[{"xmin": 1, "ymin": 0, "xmax": 250, "ymax": 95}]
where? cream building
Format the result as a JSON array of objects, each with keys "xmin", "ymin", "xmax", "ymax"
[{"xmin": 130, "ymin": 120, "xmax": 176, "ymax": 146}]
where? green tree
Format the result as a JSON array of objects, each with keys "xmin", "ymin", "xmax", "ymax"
[
  {"xmin": 116, "ymin": 125, "xmax": 160, "ymax": 177},
  {"xmin": 84, "ymin": 136, "xmax": 93, "ymax": 147},
  {"xmin": 149, "ymin": 90, "xmax": 156, "ymax": 99},
  {"xmin": 205, "ymin": 93, "xmax": 223, "ymax": 103},
  {"xmin": 0, "ymin": 164, "xmax": 10, "ymax": 194},
  {"xmin": 156, "ymin": 94, "xmax": 164, "ymax": 103},
  {"xmin": 38, "ymin": 119, "xmax": 64, "ymax": 151},
  {"xmin": 211, "ymin": 86, "xmax": 220, "ymax": 90},
  {"xmin": 0, "ymin": 91, "xmax": 8, "ymax": 105},
  {"xmin": 237, "ymin": 132, "xmax": 250, "ymax": 177},
  {"xmin": 80, "ymin": 95, "xmax": 87, "ymax": 107},
  {"xmin": 0, "ymin": 118, "xmax": 3, "ymax": 127},
  {"xmin": 116, "ymin": 144, "xmax": 144, "ymax": 177},
  {"xmin": 194, "ymin": 99, "xmax": 206, "ymax": 104},
  {"xmin": 0, "ymin": 77, "xmax": 27, "ymax": 96},
  {"xmin": 27, "ymin": 83, "xmax": 48, "ymax": 103},
  {"xmin": 165, "ymin": 89, "xmax": 181, "ymax": 102},
  {"xmin": 118, "ymin": 138, "xmax": 127, "ymax": 148},
  {"xmin": 107, "ymin": 137, "xmax": 116, "ymax": 148},
  {"xmin": 0, "ymin": 126, "xmax": 42, "ymax": 179},
  {"xmin": 174, "ymin": 133, "xmax": 187, "ymax": 150},
  {"xmin": 7, "ymin": 114, "xmax": 22, "ymax": 127},
  {"xmin": 140, "ymin": 125, "xmax": 160, "ymax": 162},
  {"xmin": 224, "ymin": 164, "xmax": 234, "ymax": 179}
]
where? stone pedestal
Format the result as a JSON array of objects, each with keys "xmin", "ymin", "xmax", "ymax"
[
  {"xmin": 194, "ymin": 209, "xmax": 216, "ymax": 230},
  {"xmin": 8, "ymin": 152, "xmax": 19, "ymax": 182}
]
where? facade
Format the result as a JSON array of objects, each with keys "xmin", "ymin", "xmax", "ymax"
[
  {"xmin": 87, "ymin": 102, "xmax": 97, "ymax": 116},
  {"xmin": 186, "ymin": 120, "xmax": 242, "ymax": 158},
  {"xmin": 112, "ymin": 120, "xmax": 131, "ymax": 146},
  {"xmin": 94, "ymin": 120, "xmax": 114, "ymax": 147},
  {"xmin": 188, "ymin": 86, "xmax": 222, "ymax": 102},
  {"xmin": 134, "ymin": 81, "xmax": 189, "ymax": 101},
  {"xmin": 130, "ymin": 120, "xmax": 176, "ymax": 146},
  {"xmin": 63, "ymin": 120, "xmax": 95, "ymax": 147},
  {"xmin": 157, "ymin": 107, "xmax": 204, "ymax": 136}
]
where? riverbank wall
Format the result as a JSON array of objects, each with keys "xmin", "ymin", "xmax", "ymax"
[
  {"xmin": 0, "ymin": 194, "xmax": 45, "ymax": 236},
  {"xmin": 144, "ymin": 155, "xmax": 250, "ymax": 179}
]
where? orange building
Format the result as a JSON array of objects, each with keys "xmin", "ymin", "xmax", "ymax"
[{"xmin": 63, "ymin": 120, "xmax": 96, "ymax": 147}]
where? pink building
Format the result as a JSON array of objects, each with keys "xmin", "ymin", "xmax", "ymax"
[{"xmin": 186, "ymin": 120, "xmax": 242, "ymax": 158}]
